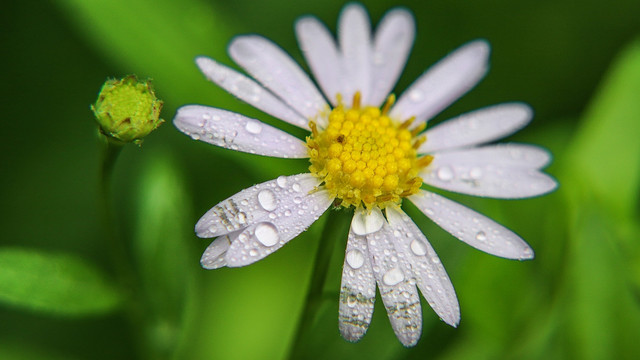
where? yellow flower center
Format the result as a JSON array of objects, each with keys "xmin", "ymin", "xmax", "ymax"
[{"xmin": 306, "ymin": 92, "xmax": 433, "ymax": 209}]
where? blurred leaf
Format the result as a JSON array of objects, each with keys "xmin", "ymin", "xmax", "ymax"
[
  {"xmin": 565, "ymin": 37, "xmax": 640, "ymax": 218},
  {"xmin": 0, "ymin": 248, "xmax": 122, "ymax": 316},
  {"xmin": 133, "ymin": 154, "xmax": 198, "ymax": 358}
]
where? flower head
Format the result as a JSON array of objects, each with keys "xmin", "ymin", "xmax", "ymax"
[
  {"xmin": 174, "ymin": 3, "xmax": 557, "ymax": 346},
  {"xmin": 92, "ymin": 75, "xmax": 164, "ymax": 144}
]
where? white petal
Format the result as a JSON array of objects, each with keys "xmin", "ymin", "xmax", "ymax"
[
  {"xmin": 391, "ymin": 40, "xmax": 490, "ymax": 125},
  {"xmin": 430, "ymin": 144, "xmax": 552, "ymax": 169},
  {"xmin": 410, "ymin": 190, "xmax": 534, "ymax": 260},
  {"xmin": 368, "ymin": 8, "xmax": 415, "ymax": 107},
  {"xmin": 196, "ymin": 57, "xmax": 309, "ymax": 129},
  {"xmin": 421, "ymin": 154, "xmax": 558, "ymax": 199},
  {"xmin": 223, "ymin": 180, "xmax": 334, "ymax": 267},
  {"xmin": 339, "ymin": 228, "xmax": 376, "ymax": 343},
  {"xmin": 295, "ymin": 17, "xmax": 343, "ymax": 106},
  {"xmin": 419, "ymin": 103, "xmax": 533, "ymax": 153},
  {"xmin": 174, "ymin": 105, "xmax": 308, "ymax": 159},
  {"xmin": 351, "ymin": 207, "xmax": 385, "ymax": 235},
  {"xmin": 338, "ymin": 3, "xmax": 373, "ymax": 104},
  {"xmin": 228, "ymin": 35, "xmax": 328, "ymax": 121},
  {"xmin": 367, "ymin": 222, "xmax": 422, "ymax": 347},
  {"xmin": 195, "ymin": 174, "xmax": 322, "ymax": 238},
  {"xmin": 385, "ymin": 205, "xmax": 460, "ymax": 326},
  {"xmin": 201, "ymin": 233, "xmax": 237, "ymax": 269}
]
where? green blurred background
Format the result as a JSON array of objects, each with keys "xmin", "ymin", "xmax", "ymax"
[{"xmin": 1, "ymin": 0, "xmax": 639, "ymax": 359}]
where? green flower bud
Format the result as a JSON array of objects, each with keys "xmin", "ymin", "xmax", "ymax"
[{"xmin": 92, "ymin": 76, "xmax": 164, "ymax": 144}]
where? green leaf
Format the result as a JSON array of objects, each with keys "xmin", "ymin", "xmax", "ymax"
[
  {"xmin": 564, "ymin": 37, "xmax": 640, "ymax": 217},
  {"xmin": 0, "ymin": 248, "xmax": 122, "ymax": 316}
]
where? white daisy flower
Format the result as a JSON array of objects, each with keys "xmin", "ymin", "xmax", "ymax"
[{"xmin": 173, "ymin": 3, "xmax": 557, "ymax": 347}]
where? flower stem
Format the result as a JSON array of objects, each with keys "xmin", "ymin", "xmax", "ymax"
[
  {"xmin": 97, "ymin": 138, "xmax": 148, "ymax": 358},
  {"xmin": 287, "ymin": 208, "xmax": 351, "ymax": 359}
]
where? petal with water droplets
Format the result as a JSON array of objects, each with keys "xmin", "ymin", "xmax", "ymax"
[
  {"xmin": 222, "ymin": 178, "xmax": 334, "ymax": 267},
  {"xmin": 368, "ymin": 8, "xmax": 415, "ymax": 107},
  {"xmin": 200, "ymin": 232, "xmax": 240, "ymax": 269},
  {"xmin": 229, "ymin": 35, "xmax": 328, "ymax": 122},
  {"xmin": 195, "ymin": 174, "xmax": 322, "ymax": 238},
  {"xmin": 391, "ymin": 40, "xmax": 490, "ymax": 125},
  {"xmin": 339, "ymin": 228, "xmax": 376, "ymax": 343},
  {"xmin": 421, "ymin": 153, "xmax": 557, "ymax": 198},
  {"xmin": 338, "ymin": 3, "xmax": 373, "ymax": 104},
  {"xmin": 367, "ymin": 223, "xmax": 422, "ymax": 347},
  {"xmin": 419, "ymin": 103, "xmax": 533, "ymax": 153},
  {"xmin": 430, "ymin": 144, "xmax": 552, "ymax": 169},
  {"xmin": 174, "ymin": 105, "xmax": 308, "ymax": 158},
  {"xmin": 295, "ymin": 17, "xmax": 343, "ymax": 106},
  {"xmin": 196, "ymin": 57, "xmax": 309, "ymax": 129},
  {"xmin": 385, "ymin": 205, "xmax": 460, "ymax": 326},
  {"xmin": 410, "ymin": 190, "xmax": 535, "ymax": 260}
]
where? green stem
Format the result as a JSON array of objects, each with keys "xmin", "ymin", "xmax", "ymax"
[
  {"xmin": 97, "ymin": 137, "xmax": 149, "ymax": 359},
  {"xmin": 287, "ymin": 209, "xmax": 352, "ymax": 360}
]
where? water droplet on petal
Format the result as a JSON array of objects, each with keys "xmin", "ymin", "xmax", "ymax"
[
  {"xmin": 410, "ymin": 239, "xmax": 427, "ymax": 256},
  {"xmin": 292, "ymin": 183, "xmax": 301, "ymax": 192},
  {"xmin": 351, "ymin": 208, "xmax": 385, "ymax": 236},
  {"xmin": 255, "ymin": 223, "xmax": 279, "ymax": 247},
  {"xmin": 475, "ymin": 231, "xmax": 487, "ymax": 241},
  {"xmin": 383, "ymin": 268, "xmax": 404, "ymax": 286},
  {"xmin": 437, "ymin": 166, "xmax": 454, "ymax": 181},
  {"xmin": 276, "ymin": 176, "xmax": 288, "ymax": 188},
  {"xmin": 237, "ymin": 212, "xmax": 247, "ymax": 224},
  {"xmin": 245, "ymin": 120, "xmax": 262, "ymax": 134},
  {"xmin": 346, "ymin": 250, "xmax": 365, "ymax": 269},
  {"xmin": 257, "ymin": 189, "xmax": 277, "ymax": 211}
]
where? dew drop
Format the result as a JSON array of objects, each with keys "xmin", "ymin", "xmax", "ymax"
[
  {"xmin": 237, "ymin": 212, "xmax": 247, "ymax": 224},
  {"xmin": 254, "ymin": 223, "xmax": 279, "ymax": 247},
  {"xmin": 249, "ymin": 249, "xmax": 258, "ymax": 257},
  {"xmin": 382, "ymin": 268, "xmax": 404, "ymax": 286},
  {"xmin": 245, "ymin": 120, "xmax": 262, "ymax": 134},
  {"xmin": 276, "ymin": 176, "xmax": 288, "ymax": 188},
  {"xmin": 257, "ymin": 190, "xmax": 277, "ymax": 211},
  {"xmin": 292, "ymin": 183, "xmax": 301, "ymax": 192},
  {"xmin": 410, "ymin": 239, "xmax": 427, "ymax": 256},
  {"xmin": 436, "ymin": 166, "xmax": 454, "ymax": 181},
  {"xmin": 475, "ymin": 231, "xmax": 487, "ymax": 242},
  {"xmin": 346, "ymin": 250, "xmax": 365, "ymax": 269},
  {"xmin": 351, "ymin": 208, "xmax": 385, "ymax": 236},
  {"xmin": 347, "ymin": 295, "xmax": 357, "ymax": 308}
]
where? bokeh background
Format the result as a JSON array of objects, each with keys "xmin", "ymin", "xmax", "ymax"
[{"xmin": 1, "ymin": 0, "xmax": 640, "ymax": 359}]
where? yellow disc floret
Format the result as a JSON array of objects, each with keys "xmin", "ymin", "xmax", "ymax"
[{"xmin": 307, "ymin": 93, "xmax": 433, "ymax": 209}]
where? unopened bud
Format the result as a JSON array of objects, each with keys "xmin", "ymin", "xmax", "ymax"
[{"xmin": 92, "ymin": 76, "xmax": 164, "ymax": 144}]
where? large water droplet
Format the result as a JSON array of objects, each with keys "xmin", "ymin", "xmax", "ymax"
[
  {"xmin": 276, "ymin": 176, "xmax": 287, "ymax": 188},
  {"xmin": 437, "ymin": 166, "xmax": 454, "ymax": 181},
  {"xmin": 383, "ymin": 268, "xmax": 404, "ymax": 286},
  {"xmin": 410, "ymin": 239, "xmax": 427, "ymax": 256},
  {"xmin": 475, "ymin": 231, "xmax": 487, "ymax": 241},
  {"xmin": 351, "ymin": 208, "xmax": 385, "ymax": 236},
  {"xmin": 254, "ymin": 223, "xmax": 279, "ymax": 246},
  {"xmin": 257, "ymin": 189, "xmax": 277, "ymax": 211},
  {"xmin": 346, "ymin": 250, "xmax": 365, "ymax": 269},
  {"xmin": 245, "ymin": 120, "xmax": 262, "ymax": 134}
]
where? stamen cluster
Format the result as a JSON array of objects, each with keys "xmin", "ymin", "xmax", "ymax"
[{"xmin": 307, "ymin": 94, "xmax": 432, "ymax": 209}]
